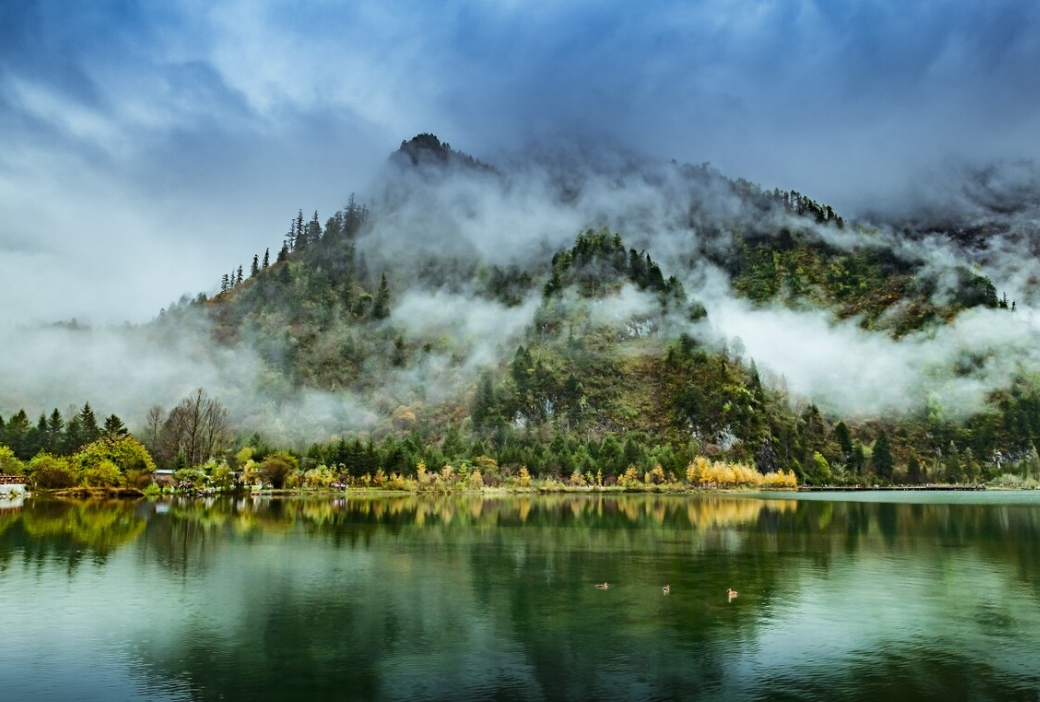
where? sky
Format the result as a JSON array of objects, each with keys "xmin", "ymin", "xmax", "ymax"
[{"xmin": 2, "ymin": 0, "xmax": 1040, "ymax": 325}]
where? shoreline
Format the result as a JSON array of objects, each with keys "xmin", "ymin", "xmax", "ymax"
[{"xmin": 34, "ymin": 482, "xmax": 1007, "ymax": 500}]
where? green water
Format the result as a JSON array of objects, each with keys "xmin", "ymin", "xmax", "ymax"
[{"xmin": 2, "ymin": 492, "xmax": 1040, "ymax": 701}]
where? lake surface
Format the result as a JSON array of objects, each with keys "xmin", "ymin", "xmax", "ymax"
[{"xmin": 3, "ymin": 492, "xmax": 1040, "ymax": 701}]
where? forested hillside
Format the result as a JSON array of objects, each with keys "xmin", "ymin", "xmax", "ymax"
[{"xmin": 5, "ymin": 134, "xmax": 1040, "ymax": 488}]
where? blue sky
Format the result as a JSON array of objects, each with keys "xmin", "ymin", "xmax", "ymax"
[{"xmin": 2, "ymin": 0, "xmax": 1039, "ymax": 323}]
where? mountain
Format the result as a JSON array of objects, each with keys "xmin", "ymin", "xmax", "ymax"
[{"xmin": 6, "ymin": 135, "xmax": 1040, "ymax": 486}]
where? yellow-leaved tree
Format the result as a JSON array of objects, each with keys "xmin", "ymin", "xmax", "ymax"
[{"xmin": 72, "ymin": 436, "xmax": 156, "ymax": 488}]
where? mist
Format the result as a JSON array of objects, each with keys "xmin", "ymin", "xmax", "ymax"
[
  {"xmin": 4, "ymin": 0, "xmax": 1040, "ymax": 444},
  {"xmin": 5, "ymin": 141, "xmax": 1040, "ymax": 441}
]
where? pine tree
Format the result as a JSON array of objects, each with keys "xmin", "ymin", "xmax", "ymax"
[
  {"xmin": 103, "ymin": 414, "xmax": 129, "ymax": 439},
  {"xmin": 3, "ymin": 409, "xmax": 31, "ymax": 459},
  {"xmin": 907, "ymin": 454, "xmax": 922, "ymax": 484},
  {"xmin": 220, "ymin": 273, "xmax": 229, "ymax": 293},
  {"xmin": 834, "ymin": 421, "xmax": 853, "ymax": 460},
  {"xmin": 285, "ymin": 222, "xmax": 296, "ymax": 253},
  {"xmin": 307, "ymin": 211, "xmax": 322, "ymax": 243},
  {"xmin": 251, "ymin": 254, "xmax": 260, "ymax": 277},
  {"xmin": 472, "ymin": 370, "xmax": 496, "ymax": 430},
  {"xmin": 278, "ymin": 243, "xmax": 289, "ymax": 263},
  {"xmin": 46, "ymin": 408, "xmax": 64, "ymax": 452},
  {"xmin": 27, "ymin": 413, "xmax": 47, "ymax": 457},
  {"xmin": 79, "ymin": 403, "xmax": 101, "ymax": 444},
  {"xmin": 944, "ymin": 442, "xmax": 961, "ymax": 483},
  {"xmin": 872, "ymin": 431, "xmax": 894, "ymax": 481},
  {"xmin": 850, "ymin": 441, "xmax": 866, "ymax": 477},
  {"xmin": 262, "ymin": 248, "xmax": 270, "ymax": 269},
  {"xmin": 373, "ymin": 273, "xmax": 391, "ymax": 319},
  {"xmin": 236, "ymin": 266, "xmax": 244, "ymax": 284},
  {"xmin": 293, "ymin": 210, "xmax": 306, "ymax": 251},
  {"xmin": 63, "ymin": 414, "xmax": 84, "ymax": 454},
  {"xmin": 963, "ymin": 447, "xmax": 979, "ymax": 483}
]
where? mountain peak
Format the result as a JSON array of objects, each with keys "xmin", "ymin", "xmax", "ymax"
[{"xmin": 393, "ymin": 133, "xmax": 494, "ymax": 172}]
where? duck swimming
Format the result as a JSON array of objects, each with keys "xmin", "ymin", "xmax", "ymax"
[
  {"xmin": 662, "ymin": 585, "xmax": 670, "ymax": 595},
  {"xmin": 595, "ymin": 582, "xmax": 609, "ymax": 590}
]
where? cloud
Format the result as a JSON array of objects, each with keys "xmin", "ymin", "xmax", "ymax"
[
  {"xmin": 702, "ymin": 296, "xmax": 1040, "ymax": 420},
  {"xmin": 3, "ymin": 0, "xmax": 1040, "ymax": 440},
  {"xmin": 3, "ymin": 0, "xmax": 1040, "ymax": 324}
]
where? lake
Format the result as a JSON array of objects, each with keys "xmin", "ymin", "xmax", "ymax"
[{"xmin": 2, "ymin": 492, "xmax": 1040, "ymax": 701}]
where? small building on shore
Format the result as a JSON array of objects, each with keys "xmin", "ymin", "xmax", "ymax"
[
  {"xmin": 0, "ymin": 473, "xmax": 27, "ymax": 496},
  {"xmin": 152, "ymin": 469, "xmax": 177, "ymax": 487}
]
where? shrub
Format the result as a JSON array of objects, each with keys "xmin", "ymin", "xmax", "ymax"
[
  {"xmin": 73, "ymin": 436, "xmax": 156, "ymax": 476},
  {"xmin": 0, "ymin": 445, "xmax": 24, "ymax": 475},
  {"xmin": 258, "ymin": 452, "xmax": 297, "ymax": 489},
  {"xmin": 304, "ymin": 466, "xmax": 337, "ymax": 488},
  {"xmin": 516, "ymin": 466, "xmax": 531, "ymax": 488},
  {"xmin": 989, "ymin": 473, "xmax": 1040, "ymax": 489},
  {"xmin": 685, "ymin": 458, "xmax": 780, "ymax": 488},
  {"xmin": 124, "ymin": 468, "xmax": 154, "ymax": 490},
  {"xmin": 618, "ymin": 466, "xmax": 641, "ymax": 488},
  {"xmin": 28, "ymin": 453, "xmax": 76, "ymax": 489},
  {"xmin": 762, "ymin": 470, "xmax": 799, "ymax": 488},
  {"xmin": 81, "ymin": 459, "xmax": 124, "ymax": 488}
]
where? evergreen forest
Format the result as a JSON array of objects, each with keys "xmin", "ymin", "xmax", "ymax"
[{"xmin": 5, "ymin": 134, "xmax": 1040, "ymax": 492}]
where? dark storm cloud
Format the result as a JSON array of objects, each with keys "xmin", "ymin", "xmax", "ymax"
[
  {"xmin": 435, "ymin": 0, "xmax": 1040, "ymax": 212},
  {"xmin": 1, "ymin": 0, "xmax": 1039, "ymax": 325}
]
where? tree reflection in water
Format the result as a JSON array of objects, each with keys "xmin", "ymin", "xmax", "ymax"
[{"xmin": 2, "ymin": 493, "xmax": 1039, "ymax": 701}]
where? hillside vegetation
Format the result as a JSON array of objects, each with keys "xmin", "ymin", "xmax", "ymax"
[{"xmin": 5, "ymin": 134, "xmax": 1040, "ymax": 490}]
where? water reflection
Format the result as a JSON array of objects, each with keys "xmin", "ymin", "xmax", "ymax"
[{"xmin": 1, "ymin": 493, "xmax": 1039, "ymax": 701}]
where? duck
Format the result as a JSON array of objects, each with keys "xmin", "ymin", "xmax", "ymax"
[
  {"xmin": 595, "ymin": 582, "xmax": 609, "ymax": 590},
  {"xmin": 727, "ymin": 588, "xmax": 738, "ymax": 600},
  {"xmin": 662, "ymin": 585, "xmax": 670, "ymax": 595}
]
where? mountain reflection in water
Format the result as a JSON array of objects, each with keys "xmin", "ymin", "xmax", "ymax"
[{"xmin": 2, "ymin": 493, "xmax": 1039, "ymax": 701}]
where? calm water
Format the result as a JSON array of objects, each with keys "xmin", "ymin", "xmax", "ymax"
[{"xmin": 2, "ymin": 492, "xmax": 1040, "ymax": 701}]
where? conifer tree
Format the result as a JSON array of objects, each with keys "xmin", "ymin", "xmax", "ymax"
[
  {"xmin": 251, "ymin": 254, "xmax": 260, "ymax": 277},
  {"xmin": 834, "ymin": 421, "xmax": 853, "ymax": 460},
  {"xmin": 872, "ymin": 431, "xmax": 894, "ymax": 481},
  {"xmin": 3, "ymin": 409, "xmax": 30, "ymax": 459},
  {"xmin": 472, "ymin": 371, "xmax": 496, "ymax": 430},
  {"xmin": 850, "ymin": 441, "xmax": 866, "ymax": 476},
  {"xmin": 28, "ymin": 413, "xmax": 47, "ymax": 456},
  {"xmin": 285, "ymin": 222, "xmax": 296, "ymax": 253},
  {"xmin": 373, "ymin": 273, "xmax": 391, "ymax": 319},
  {"xmin": 63, "ymin": 414, "xmax": 83, "ymax": 454},
  {"xmin": 307, "ymin": 211, "xmax": 322, "ymax": 243},
  {"xmin": 1028, "ymin": 444, "xmax": 1040, "ymax": 480},
  {"xmin": 47, "ymin": 408, "xmax": 64, "ymax": 452},
  {"xmin": 291, "ymin": 209, "xmax": 307, "ymax": 252},
  {"xmin": 103, "ymin": 414, "xmax": 129, "ymax": 439},
  {"xmin": 944, "ymin": 442, "xmax": 961, "ymax": 483},
  {"xmin": 262, "ymin": 248, "xmax": 270, "ymax": 269},
  {"xmin": 79, "ymin": 403, "xmax": 101, "ymax": 444},
  {"xmin": 907, "ymin": 454, "xmax": 922, "ymax": 484},
  {"xmin": 963, "ymin": 447, "xmax": 979, "ymax": 483}
]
